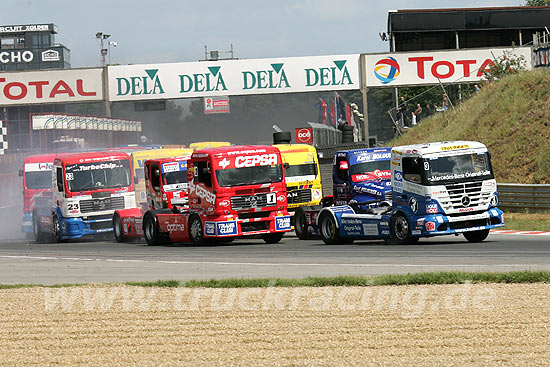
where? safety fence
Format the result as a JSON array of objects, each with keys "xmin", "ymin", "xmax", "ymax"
[{"xmin": 497, "ymin": 183, "xmax": 550, "ymax": 211}]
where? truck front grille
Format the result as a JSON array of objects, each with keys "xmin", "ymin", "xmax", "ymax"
[
  {"xmin": 287, "ymin": 189, "xmax": 312, "ymax": 204},
  {"xmin": 443, "ymin": 182, "xmax": 489, "ymax": 210},
  {"xmin": 80, "ymin": 196, "xmax": 125, "ymax": 213},
  {"xmin": 231, "ymin": 194, "xmax": 270, "ymax": 211}
]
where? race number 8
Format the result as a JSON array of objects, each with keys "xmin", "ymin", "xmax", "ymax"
[{"xmin": 266, "ymin": 192, "xmax": 276, "ymax": 204}]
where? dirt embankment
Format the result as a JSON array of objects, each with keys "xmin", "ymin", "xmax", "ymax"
[{"xmin": 1, "ymin": 283, "xmax": 549, "ymax": 366}]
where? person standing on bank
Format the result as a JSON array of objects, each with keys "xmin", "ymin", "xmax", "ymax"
[
  {"xmin": 414, "ymin": 103, "xmax": 423, "ymax": 124},
  {"xmin": 398, "ymin": 96, "xmax": 408, "ymax": 127}
]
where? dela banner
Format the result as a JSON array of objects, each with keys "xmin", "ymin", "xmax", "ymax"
[{"xmin": 107, "ymin": 54, "xmax": 360, "ymax": 101}]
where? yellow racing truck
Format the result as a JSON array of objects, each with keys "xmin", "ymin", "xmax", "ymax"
[
  {"xmin": 130, "ymin": 148, "xmax": 193, "ymax": 209},
  {"xmin": 273, "ymin": 132, "xmax": 322, "ymax": 220}
]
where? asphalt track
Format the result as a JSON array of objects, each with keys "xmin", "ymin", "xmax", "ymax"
[{"xmin": 0, "ymin": 232, "xmax": 549, "ymax": 285}]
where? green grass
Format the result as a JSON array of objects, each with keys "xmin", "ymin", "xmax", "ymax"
[
  {"xmin": 2, "ymin": 271, "xmax": 549, "ymax": 290},
  {"xmin": 502, "ymin": 212, "xmax": 550, "ymax": 231}
]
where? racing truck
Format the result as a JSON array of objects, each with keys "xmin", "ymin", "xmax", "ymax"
[
  {"xmin": 139, "ymin": 145, "xmax": 292, "ymax": 245},
  {"xmin": 316, "ymin": 141, "xmax": 504, "ymax": 245},
  {"xmin": 32, "ymin": 151, "xmax": 137, "ymax": 241},
  {"xmin": 112, "ymin": 155, "xmax": 190, "ymax": 241},
  {"xmin": 272, "ymin": 132, "xmax": 323, "ymax": 219},
  {"xmin": 294, "ymin": 147, "xmax": 392, "ymax": 239},
  {"xmin": 19, "ymin": 153, "xmax": 57, "ymax": 239}
]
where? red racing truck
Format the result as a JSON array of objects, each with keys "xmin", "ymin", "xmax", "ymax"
[
  {"xmin": 113, "ymin": 155, "xmax": 191, "ymax": 241},
  {"xmin": 137, "ymin": 145, "xmax": 292, "ymax": 245},
  {"xmin": 20, "ymin": 153, "xmax": 57, "ymax": 239}
]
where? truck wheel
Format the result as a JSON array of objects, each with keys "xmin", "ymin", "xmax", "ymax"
[
  {"xmin": 387, "ymin": 213, "xmax": 418, "ymax": 245},
  {"xmin": 294, "ymin": 208, "xmax": 309, "ymax": 240},
  {"xmin": 319, "ymin": 212, "xmax": 352, "ymax": 245},
  {"xmin": 113, "ymin": 213, "xmax": 125, "ymax": 243},
  {"xmin": 189, "ymin": 216, "xmax": 205, "ymax": 245},
  {"xmin": 463, "ymin": 229, "xmax": 490, "ymax": 243},
  {"xmin": 32, "ymin": 212, "xmax": 46, "ymax": 242},
  {"xmin": 143, "ymin": 213, "xmax": 162, "ymax": 246},
  {"xmin": 52, "ymin": 214, "xmax": 64, "ymax": 243},
  {"xmin": 262, "ymin": 232, "xmax": 284, "ymax": 244}
]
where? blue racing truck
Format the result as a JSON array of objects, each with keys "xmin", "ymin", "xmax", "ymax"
[
  {"xmin": 294, "ymin": 147, "xmax": 392, "ymax": 239},
  {"xmin": 316, "ymin": 141, "xmax": 505, "ymax": 244}
]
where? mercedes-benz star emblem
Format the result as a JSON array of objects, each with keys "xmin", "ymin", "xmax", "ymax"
[{"xmin": 461, "ymin": 195, "xmax": 471, "ymax": 207}]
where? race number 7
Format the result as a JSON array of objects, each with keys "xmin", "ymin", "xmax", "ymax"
[{"xmin": 266, "ymin": 192, "xmax": 276, "ymax": 204}]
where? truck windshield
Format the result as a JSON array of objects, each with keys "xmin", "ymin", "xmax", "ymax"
[
  {"xmin": 216, "ymin": 165, "xmax": 283, "ymax": 187},
  {"xmin": 163, "ymin": 170, "xmax": 188, "ymax": 191},
  {"xmin": 285, "ymin": 163, "xmax": 317, "ymax": 182},
  {"xmin": 25, "ymin": 171, "xmax": 51, "ymax": 190},
  {"xmin": 350, "ymin": 160, "xmax": 391, "ymax": 182},
  {"xmin": 423, "ymin": 152, "xmax": 493, "ymax": 185},
  {"xmin": 65, "ymin": 160, "xmax": 131, "ymax": 192}
]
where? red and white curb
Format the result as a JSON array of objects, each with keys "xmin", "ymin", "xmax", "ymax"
[{"xmin": 491, "ymin": 229, "xmax": 550, "ymax": 236}]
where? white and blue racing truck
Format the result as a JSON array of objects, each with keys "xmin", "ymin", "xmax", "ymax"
[{"xmin": 317, "ymin": 141, "xmax": 504, "ymax": 244}]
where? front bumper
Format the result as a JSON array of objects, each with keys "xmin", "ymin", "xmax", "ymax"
[{"xmin": 415, "ymin": 208, "xmax": 504, "ymax": 237}]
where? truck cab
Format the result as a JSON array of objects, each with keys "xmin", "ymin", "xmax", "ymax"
[
  {"xmin": 316, "ymin": 141, "xmax": 504, "ymax": 245},
  {"xmin": 33, "ymin": 151, "xmax": 137, "ymax": 241},
  {"xmin": 20, "ymin": 153, "xmax": 56, "ymax": 237},
  {"xmin": 333, "ymin": 148, "xmax": 392, "ymax": 206},
  {"xmin": 142, "ymin": 145, "xmax": 291, "ymax": 245}
]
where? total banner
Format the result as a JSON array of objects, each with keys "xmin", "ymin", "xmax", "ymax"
[
  {"xmin": 0, "ymin": 68, "xmax": 103, "ymax": 105},
  {"xmin": 107, "ymin": 54, "xmax": 360, "ymax": 101},
  {"xmin": 365, "ymin": 47, "xmax": 532, "ymax": 87}
]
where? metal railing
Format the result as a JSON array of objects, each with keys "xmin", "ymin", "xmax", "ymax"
[{"xmin": 497, "ymin": 183, "xmax": 550, "ymax": 211}]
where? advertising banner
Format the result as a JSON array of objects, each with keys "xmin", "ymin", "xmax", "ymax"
[
  {"xmin": 365, "ymin": 47, "xmax": 532, "ymax": 87},
  {"xmin": 295, "ymin": 127, "xmax": 313, "ymax": 144},
  {"xmin": 204, "ymin": 96, "xmax": 230, "ymax": 114},
  {"xmin": 0, "ymin": 68, "xmax": 103, "ymax": 105},
  {"xmin": 107, "ymin": 54, "xmax": 360, "ymax": 101}
]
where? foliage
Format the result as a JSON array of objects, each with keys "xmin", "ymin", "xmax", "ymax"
[
  {"xmin": 524, "ymin": 0, "xmax": 550, "ymax": 5},
  {"xmin": 481, "ymin": 50, "xmax": 527, "ymax": 82}
]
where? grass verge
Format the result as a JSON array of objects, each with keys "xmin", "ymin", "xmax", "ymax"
[
  {"xmin": 1, "ymin": 271, "xmax": 549, "ymax": 290},
  {"xmin": 502, "ymin": 212, "xmax": 550, "ymax": 231}
]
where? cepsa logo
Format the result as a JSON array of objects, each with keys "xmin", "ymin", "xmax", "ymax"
[
  {"xmin": 374, "ymin": 57, "xmax": 400, "ymax": 84},
  {"xmin": 235, "ymin": 154, "xmax": 278, "ymax": 168}
]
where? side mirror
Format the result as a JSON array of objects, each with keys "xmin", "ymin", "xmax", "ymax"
[
  {"xmin": 284, "ymin": 163, "xmax": 290, "ymax": 169},
  {"xmin": 18, "ymin": 169, "xmax": 23, "ymax": 177}
]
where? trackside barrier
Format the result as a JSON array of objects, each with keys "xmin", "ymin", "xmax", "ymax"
[{"xmin": 497, "ymin": 183, "xmax": 550, "ymax": 211}]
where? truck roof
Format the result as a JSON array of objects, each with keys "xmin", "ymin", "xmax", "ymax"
[
  {"xmin": 24, "ymin": 153, "xmax": 58, "ymax": 164},
  {"xmin": 54, "ymin": 151, "xmax": 131, "ymax": 165},
  {"xmin": 193, "ymin": 145, "xmax": 280, "ymax": 159},
  {"xmin": 147, "ymin": 155, "xmax": 192, "ymax": 165},
  {"xmin": 393, "ymin": 141, "xmax": 487, "ymax": 156},
  {"xmin": 336, "ymin": 147, "xmax": 391, "ymax": 159},
  {"xmin": 272, "ymin": 143, "xmax": 317, "ymax": 154}
]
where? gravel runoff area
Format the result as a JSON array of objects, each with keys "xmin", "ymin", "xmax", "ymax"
[{"xmin": 1, "ymin": 283, "xmax": 549, "ymax": 366}]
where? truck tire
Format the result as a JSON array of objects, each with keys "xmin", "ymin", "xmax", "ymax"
[
  {"xmin": 319, "ymin": 212, "xmax": 353, "ymax": 245},
  {"xmin": 463, "ymin": 229, "xmax": 490, "ymax": 243},
  {"xmin": 294, "ymin": 208, "xmax": 309, "ymax": 240},
  {"xmin": 189, "ymin": 216, "xmax": 206, "ymax": 245},
  {"xmin": 113, "ymin": 213, "xmax": 126, "ymax": 243},
  {"xmin": 143, "ymin": 213, "xmax": 163, "ymax": 246},
  {"xmin": 386, "ymin": 212, "xmax": 419, "ymax": 245},
  {"xmin": 32, "ymin": 212, "xmax": 47, "ymax": 242},
  {"xmin": 262, "ymin": 232, "xmax": 284, "ymax": 244},
  {"xmin": 52, "ymin": 213, "xmax": 64, "ymax": 243}
]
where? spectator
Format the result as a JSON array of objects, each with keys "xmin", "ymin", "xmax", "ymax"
[
  {"xmin": 414, "ymin": 103, "xmax": 423, "ymax": 123},
  {"xmin": 442, "ymin": 94, "xmax": 449, "ymax": 112},
  {"xmin": 474, "ymin": 84, "xmax": 481, "ymax": 94},
  {"xmin": 397, "ymin": 96, "xmax": 408, "ymax": 127},
  {"xmin": 411, "ymin": 112, "xmax": 417, "ymax": 126},
  {"xmin": 426, "ymin": 103, "xmax": 433, "ymax": 116}
]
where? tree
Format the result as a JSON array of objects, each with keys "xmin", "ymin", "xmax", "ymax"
[
  {"xmin": 481, "ymin": 50, "xmax": 527, "ymax": 82},
  {"xmin": 525, "ymin": 0, "xmax": 550, "ymax": 5}
]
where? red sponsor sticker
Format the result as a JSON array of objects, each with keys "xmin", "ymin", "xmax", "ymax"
[{"xmin": 425, "ymin": 221, "xmax": 436, "ymax": 231}]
